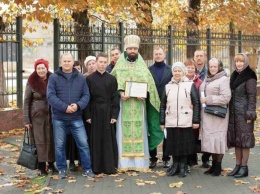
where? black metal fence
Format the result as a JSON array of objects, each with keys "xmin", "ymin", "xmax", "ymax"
[
  {"xmin": 54, "ymin": 17, "xmax": 260, "ymax": 74},
  {"xmin": 0, "ymin": 17, "xmax": 23, "ymax": 108}
]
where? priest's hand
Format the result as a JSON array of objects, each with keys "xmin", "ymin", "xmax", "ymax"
[
  {"xmin": 120, "ymin": 92, "xmax": 130, "ymax": 101},
  {"xmin": 160, "ymin": 125, "xmax": 165, "ymax": 131},
  {"xmin": 86, "ymin": 119, "xmax": 91, "ymax": 124},
  {"xmin": 192, "ymin": 124, "xmax": 199, "ymax": 129},
  {"xmin": 110, "ymin": 119, "xmax": 117, "ymax": 124},
  {"xmin": 136, "ymin": 97, "xmax": 144, "ymax": 101},
  {"xmin": 66, "ymin": 105, "xmax": 74, "ymax": 113}
]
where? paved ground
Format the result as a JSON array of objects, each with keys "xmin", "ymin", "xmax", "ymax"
[{"xmin": 1, "ymin": 100, "xmax": 260, "ymax": 194}]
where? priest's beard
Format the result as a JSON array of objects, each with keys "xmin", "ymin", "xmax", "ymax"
[{"xmin": 127, "ymin": 53, "xmax": 138, "ymax": 62}]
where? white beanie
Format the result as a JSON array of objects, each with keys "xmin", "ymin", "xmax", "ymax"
[
  {"xmin": 171, "ymin": 62, "xmax": 187, "ymax": 74},
  {"xmin": 84, "ymin": 56, "xmax": 96, "ymax": 66}
]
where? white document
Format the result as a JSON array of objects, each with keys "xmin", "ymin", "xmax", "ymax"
[
  {"xmin": 201, "ymin": 91, "xmax": 206, "ymax": 107},
  {"xmin": 164, "ymin": 129, "xmax": 167, "ymax": 139}
]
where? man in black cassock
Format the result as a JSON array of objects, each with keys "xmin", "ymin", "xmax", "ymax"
[{"xmin": 85, "ymin": 52, "xmax": 120, "ymax": 174}]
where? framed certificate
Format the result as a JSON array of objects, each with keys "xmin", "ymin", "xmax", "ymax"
[{"xmin": 125, "ymin": 81, "xmax": 148, "ymax": 98}]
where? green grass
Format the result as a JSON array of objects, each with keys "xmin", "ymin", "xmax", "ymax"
[{"xmin": 24, "ymin": 175, "xmax": 48, "ymax": 194}]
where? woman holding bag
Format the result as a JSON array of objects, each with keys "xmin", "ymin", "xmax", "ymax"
[
  {"xmin": 23, "ymin": 59, "xmax": 56, "ymax": 175},
  {"xmin": 200, "ymin": 58, "xmax": 231, "ymax": 176}
]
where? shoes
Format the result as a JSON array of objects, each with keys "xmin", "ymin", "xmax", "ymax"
[
  {"xmin": 204, "ymin": 160, "xmax": 216, "ymax": 175},
  {"xmin": 211, "ymin": 162, "xmax": 222, "ymax": 176},
  {"xmin": 227, "ymin": 164, "xmax": 241, "ymax": 176},
  {"xmin": 186, "ymin": 165, "xmax": 191, "ymax": 173},
  {"xmin": 167, "ymin": 162, "xmax": 179, "ymax": 176},
  {"xmin": 149, "ymin": 161, "xmax": 157, "ymax": 169},
  {"xmin": 69, "ymin": 162, "xmax": 78, "ymax": 172},
  {"xmin": 82, "ymin": 170, "xmax": 96, "ymax": 178},
  {"xmin": 202, "ymin": 161, "xmax": 211, "ymax": 168},
  {"xmin": 163, "ymin": 161, "xmax": 170, "ymax": 168},
  {"xmin": 39, "ymin": 169, "xmax": 48, "ymax": 176},
  {"xmin": 59, "ymin": 170, "xmax": 67, "ymax": 179},
  {"xmin": 178, "ymin": 163, "xmax": 187, "ymax": 178},
  {"xmin": 234, "ymin": 165, "xmax": 248, "ymax": 178}
]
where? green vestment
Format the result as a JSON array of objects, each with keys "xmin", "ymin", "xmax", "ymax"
[{"xmin": 111, "ymin": 52, "xmax": 164, "ymax": 157}]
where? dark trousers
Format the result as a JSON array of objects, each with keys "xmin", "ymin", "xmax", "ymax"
[{"xmin": 149, "ymin": 138, "xmax": 170, "ymax": 162}]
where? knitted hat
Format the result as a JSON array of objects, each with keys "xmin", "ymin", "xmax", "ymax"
[
  {"xmin": 171, "ymin": 62, "xmax": 187, "ymax": 74},
  {"xmin": 84, "ymin": 56, "xmax": 96, "ymax": 66},
  {"xmin": 34, "ymin": 59, "xmax": 49, "ymax": 71},
  {"xmin": 124, "ymin": 35, "xmax": 140, "ymax": 50}
]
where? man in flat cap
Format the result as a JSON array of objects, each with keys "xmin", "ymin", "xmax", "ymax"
[{"xmin": 111, "ymin": 35, "xmax": 163, "ymax": 171}]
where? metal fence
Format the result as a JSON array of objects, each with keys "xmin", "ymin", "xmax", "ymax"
[
  {"xmin": 54, "ymin": 17, "xmax": 260, "ymax": 74},
  {"xmin": 0, "ymin": 17, "xmax": 23, "ymax": 108}
]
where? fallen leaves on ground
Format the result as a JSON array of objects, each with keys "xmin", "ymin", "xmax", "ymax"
[
  {"xmin": 251, "ymin": 176, "xmax": 260, "ymax": 181},
  {"xmin": 221, "ymin": 168, "xmax": 233, "ymax": 176},
  {"xmin": 134, "ymin": 179, "xmax": 156, "ymax": 186},
  {"xmin": 150, "ymin": 192, "xmax": 162, "ymax": 194},
  {"xmin": 234, "ymin": 179, "xmax": 250, "ymax": 186},
  {"xmin": 96, "ymin": 173, "xmax": 106, "ymax": 178},
  {"xmin": 154, "ymin": 170, "xmax": 166, "ymax": 176},
  {"xmin": 68, "ymin": 179, "xmax": 76, "ymax": 183},
  {"xmin": 195, "ymin": 185, "xmax": 202, "ymax": 188},
  {"xmin": 109, "ymin": 173, "xmax": 119, "ymax": 177},
  {"xmin": 116, "ymin": 184, "xmax": 124, "ymax": 188},
  {"xmin": 0, "ymin": 169, "xmax": 4, "ymax": 175},
  {"xmin": 249, "ymin": 185, "xmax": 260, "ymax": 193},
  {"xmin": 174, "ymin": 191, "xmax": 188, "ymax": 194},
  {"xmin": 88, "ymin": 178, "xmax": 99, "ymax": 182},
  {"xmin": 127, "ymin": 172, "xmax": 139, "ymax": 176},
  {"xmin": 84, "ymin": 184, "xmax": 94, "ymax": 188},
  {"xmin": 114, "ymin": 178, "xmax": 125, "ymax": 182},
  {"xmin": 169, "ymin": 181, "xmax": 184, "ymax": 188}
]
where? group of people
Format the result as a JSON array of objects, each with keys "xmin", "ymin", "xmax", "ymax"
[{"xmin": 23, "ymin": 34, "xmax": 257, "ymax": 180}]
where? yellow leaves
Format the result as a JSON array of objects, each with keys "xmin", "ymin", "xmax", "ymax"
[
  {"xmin": 0, "ymin": 169, "xmax": 5, "ymax": 176},
  {"xmin": 127, "ymin": 172, "xmax": 139, "ymax": 176},
  {"xmin": 84, "ymin": 184, "xmax": 94, "ymax": 188},
  {"xmin": 154, "ymin": 170, "xmax": 166, "ymax": 176},
  {"xmin": 251, "ymin": 176, "xmax": 260, "ymax": 181},
  {"xmin": 50, "ymin": 175, "xmax": 59, "ymax": 180},
  {"xmin": 169, "ymin": 181, "xmax": 184, "ymax": 188},
  {"xmin": 249, "ymin": 185, "xmax": 260, "ymax": 193},
  {"xmin": 135, "ymin": 179, "xmax": 156, "ymax": 186},
  {"xmin": 116, "ymin": 184, "xmax": 124, "ymax": 188},
  {"xmin": 114, "ymin": 178, "xmax": 125, "ymax": 182},
  {"xmin": 234, "ymin": 179, "xmax": 250, "ymax": 186}
]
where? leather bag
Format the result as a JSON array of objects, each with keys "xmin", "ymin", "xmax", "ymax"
[
  {"xmin": 17, "ymin": 128, "xmax": 38, "ymax": 170},
  {"xmin": 204, "ymin": 105, "xmax": 227, "ymax": 118}
]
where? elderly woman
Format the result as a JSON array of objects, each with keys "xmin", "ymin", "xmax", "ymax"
[
  {"xmin": 200, "ymin": 58, "xmax": 231, "ymax": 176},
  {"xmin": 83, "ymin": 56, "xmax": 96, "ymax": 77},
  {"xmin": 160, "ymin": 62, "xmax": 200, "ymax": 178},
  {"xmin": 184, "ymin": 59, "xmax": 203, "ymax": 168},
  {"xmin": 23, "ymin": 59, "xmax": 55, "ymax": 175},
  {"xmin": 227, "ymin": 54, "xmax": 257, "ymax": 178}
]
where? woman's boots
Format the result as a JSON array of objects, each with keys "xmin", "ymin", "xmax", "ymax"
[
  {"xmin": 204, "ymin": 160, "xmax": 216, "ymax": 175},
  {"xmin": 38, "ymin": 162, "xmax": 48, "ymax": 176},
  {"xmin": 179, "ymin": 163, "xmax": 187, "ymax": 178},
  {"xmin": 167, "ymin": 162, "xmax": 179, "ymax": 176},
  {"xmin": 211, "ymin": 162, "xmax": 222, "ymax": 176},
  {"xmin": 234, "ymin": 165, "xmax": 248, "ymax": 178},
  {"xmin": 227, "ymin": 164, "xmax": 241, "ymax": 176}
]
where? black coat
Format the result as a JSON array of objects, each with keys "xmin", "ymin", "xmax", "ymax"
[
  {"xmin": 149, "ymin": 64, "xmax": 172, "ymax": 100},
  {"xmin": 227, "ymin": 66, "xmax": 257, "ymax": 148}
]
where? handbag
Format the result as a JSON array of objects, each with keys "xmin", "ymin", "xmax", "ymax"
[
  {"xmin": 204, "ymin": 105, "xmax": 227, "ymax": 118},
  {"xmin": 17, "ymin": 127, "xmax": 38, "ymax": 170}
]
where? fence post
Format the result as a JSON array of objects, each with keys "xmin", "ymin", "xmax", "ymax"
[
  {"xmin": 238, "ymin": 31, "xmax": 242, "ymax": 53},
  {"xmin": 168, "ymin": 25, "xmax": 173, "ymax": 66},
  {"xmin": 101, "ymin": 22, "xmax": 105, "ymax": 52},
  {"xmin": 16, "ymin": 16, "xmax": 23, "ymax": 108},
  {"xmin": 119, "ymin": 22, "xmax": 124, "ymax": 52},
  {"xmin": 53, "ymin": 18, "xmax": 59, "ymax": 71},
  {"xmin": 206, "ymin": 28, "xmax": 211, "ymax": 61}
]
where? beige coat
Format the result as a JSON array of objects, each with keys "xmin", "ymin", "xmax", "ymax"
[{"xmin": 199, "ymin": 71, "xmax": 231, "ymax": 154}]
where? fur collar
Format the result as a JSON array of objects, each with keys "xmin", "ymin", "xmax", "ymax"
[
  {"xmin": 230, "ymin": 66, "xmax": 257, "ymax": 90},
  {"xmin": 28, "ymin": 71, "xmax": 52, "ymax": 95}
]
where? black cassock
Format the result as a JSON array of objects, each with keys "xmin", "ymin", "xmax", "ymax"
[{"xmin": 85, "ymin": 71, "xmax": 120, "ymax": 174}]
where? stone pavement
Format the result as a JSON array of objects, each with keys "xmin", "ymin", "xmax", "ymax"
[{"xmin": 1, "ymin": 100, "xmax": 260, "ymax": 194}]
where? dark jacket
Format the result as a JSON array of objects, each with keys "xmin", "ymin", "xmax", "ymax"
[
  {"xmin": 227, "ymin": 65, "xmax": 257, "ymax": 148},
  {"xmin": 196, "ymin": 65, "xmax": 208, "ymax": 81},
  {"xmin": 149, "ymin": 63, "xmax": 172, "ymax": 100},
  {"xmin": 106, "ymin": 62, "xmax": 115, "ymax": 73},
  {"xmin": 47, "ymin": 67, "xmax": 90, "ymax": 120},
  {"xmin": 23, "ymin": 71, "xmax": 55, "ymax": 162}
]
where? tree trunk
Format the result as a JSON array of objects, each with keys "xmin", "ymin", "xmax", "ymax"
[
  {"xmin": 135, "ymin": 0, "xmax": 153, "ymax": 63},
  {"xmin": 186, "ymin": 0, "xmax": 201, "ymax": 58},
  {"xmin": 72, "ymin": 10, "xmax": 92, "ymax": 74}
]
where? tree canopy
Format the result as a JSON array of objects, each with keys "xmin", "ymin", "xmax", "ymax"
[{"xmin": 0, "ymin": 0, "xmax": 259, "ymax": 33}]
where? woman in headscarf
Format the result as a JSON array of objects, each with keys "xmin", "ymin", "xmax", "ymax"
[
  {"xmin": 227, "ymin": 53, "xmax": 257, "ymax": 178},
  {"xmin": 200, "ymin": 58, "xmax": 231, "ymax": 176}
]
